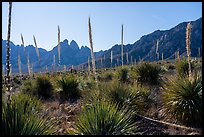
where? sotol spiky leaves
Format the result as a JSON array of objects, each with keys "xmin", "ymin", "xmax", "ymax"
[
  {"xmin": 161, "ymin": 73, "xmax": 202, "ymax": 128},
  {"xmin": 2, "ymin": 93, "xmax": 56, "ymax": 135},
  {"xmin": 69, "ymin": 100, "xmax": 137, "ymax": 135}
]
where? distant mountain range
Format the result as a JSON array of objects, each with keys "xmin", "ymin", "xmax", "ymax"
[{"xmin": 2, "ymin": 17, "xmax": 202, "ymax": 74}]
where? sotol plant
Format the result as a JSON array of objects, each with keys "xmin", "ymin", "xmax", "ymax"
[
  {"xmin": 57, "ymin": 76, "xmax": 81, "ymax": 102},
  {"xmin": 2, "ymin": 93, "xmax": 56, "ymax": 135},
  {"xmin": 161, "ymin": 72, "xmax": 202, "ymax": 128},
  {"xmin": 135, "ymin": 62, "xmax": 162, "ymax": 86},
  {"xmin": 35, "ymin": 76, "xmax": 53, "ymax": 99},
  {"xmin": 68, "ymin": 100, "xmax": 137, "ymax": 135}
]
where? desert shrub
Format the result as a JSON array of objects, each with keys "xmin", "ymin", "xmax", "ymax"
[
  {"xmin": 68, "ymin": 100, "xmax": 137, "ymax": 135},
  {"xmin": 117, "ymin": 67, "xmax": 129, "ymax": 83},
  {"xmin": 161, "ymin": 73, "xmax": 202, "ymax": 128},
  {"xmin": 35, "ymin": 76, "xmax": 53, "ymax": 99},
  {"xmin": 2, "ymin": 93, "xmax": 56, "ymax": 135},
  {"xmin": 57, "ymin": 76, "xmax": 81, "ymax": 102},
  {"xmin": 175, "ymin": 59, "xmax": 195, "ymax": 78},
  {"xmin": 135, "ymin": 62, "xmax": 162, "ymax": 86}
]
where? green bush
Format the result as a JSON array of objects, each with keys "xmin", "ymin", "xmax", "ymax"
[
  {"xmin": 2, "ymin": 93, "xmax": 56, "ymax": 135},
  {"xmin": 57, "ymin": 76, "xmax": 81, "ymax": 102},
  {"xmin": 135, "ymin": 62, "xmax": 162, "ymax": 86},
  {"xmin": 161, "ymin": 73, "xmax": 202, "ymax": 128},
  {"xmin": 35, "ymin": 76, "xmax": 53, "ymax": 99},
  {"xmin": 68, "ymin": 100, "xmax": 137, "ymax": 135}
]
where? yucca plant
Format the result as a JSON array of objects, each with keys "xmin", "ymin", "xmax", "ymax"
[
  {"xmin": 57, "ymin": 76, "xmax": 81, "ymax": 102},
  {"xmin": 135, "ymin": 62, "xmax": 162, "ymax": 86},
  {"xmin": 106, "ymin": 82, "xmax": 133, "ymax": 108},
  {"xmin": 105, "ymin": 81, "xmax": 152, "ymax": 114},
  {"xmin": 161, "ymin": 72, "xmax": 202, "ymax": 128},
  {"xmin": 68, "ymin": 100, "xmax": 137, "ymax": 135},
  {"xmin": 35, "ymin": 76, "xmax": 53, "ymax": 99},
  {"xmin": 117, "ymin": 67, "xmax": 129, "ymax": 83},
  {"xmin": 2, "ymin": 93, "xmax": 56, "ymax": 135}
]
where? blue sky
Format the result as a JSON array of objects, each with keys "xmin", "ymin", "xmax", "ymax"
[{"xmin": 2, "ymin": 2, "xmax": 202, "ymax": 52}]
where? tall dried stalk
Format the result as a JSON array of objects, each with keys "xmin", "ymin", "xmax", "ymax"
[
  {"xmin": 156, "ymin": 39, "xmax": 159, "ymax": 61},
  {"xmin": 121, "ymin": 24, "xmax": 124, "ymax": 67},
  {"xmin": 177, "ymin": 50, "xmax": 180, "ymax": 61},
  {"xmin": 110, "ymin": 50, "xmax": 113, "ymax": 68},
  {"xmin": 6, "ymin": 2, "xmax": 12, "ymax": 102},
  {"xmin": 58, "ymin": 25, "xmax": 61, "ymax": 71},
  {"xmin": 88, "ymin": 56, "xmax": 91, "ymax": 75},
  {"xmin": 126, "ymin": 52, "xmax": 129, "ymax": 65},
  {"xmin": 186, "ymin": 22, "xmax": 192, "ymax": 80},
  {"xmin": 21, "ymin": 33, "xmax": 26, "ymax": 53},
  {"xmin": 88, "ymin": 17, "xmax": 96, "ymax": 77},
  {"xmin": 53, "ymin": 55, "xmax": 56, "ymax": 72},
  {"xmin": 64, "ymin": 65, "xmax": 66, "ymax": 72},
  {"xmin": 100, "ymin": 57, "xmax": 103, "ymax": 68},
  {"xmin": 33, "ymin": 35, "xmax": 40, "ymax": 62},
  {"xmin": 198, "ymin": 47, "xmax": 200, "ymax": 62},
  {"xmin": 27, "ymin": 53, "xmax": 31, "ymax": 77},
  {"xmin": 33, "ymin": 35, "xmax": 41, "ymax": 72},
  {"xmin": 88, "ymin": 17, "xmax": 98, "ymax": 95},
  {"xmin": 162, "ymin": 52, "xmax": 164, "ymax": 63},
  {"xmin": 18, "ymin": 54, "xmax": 22, "ymax": 76}
]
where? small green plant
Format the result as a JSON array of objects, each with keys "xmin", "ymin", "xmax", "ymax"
[
  {"xmin": 57, "ymin": 76, "xmax": 81, "ymax": 102},
  {"xmin": 161, "ymin": 72, "xmax": 202, "ymax": 128},
  {"xmin": 68, "ymin": 100, "xmax": 137, "ymax": 135},
  {"xmin": 35, "ymin": 76, "xmax": 53, "ymax": 99},
  {"xmin": 135, "ymin": 62, "xmax": 162, "ymax": 86},
  {"xmin": 2, "ymin": 93, "xmax": 56, "ymax": 135}
]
